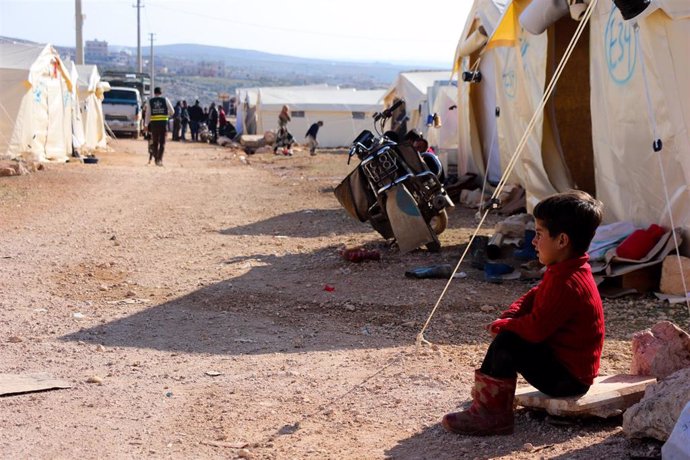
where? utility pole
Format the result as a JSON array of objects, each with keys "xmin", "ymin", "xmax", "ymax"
[
  {"xmin": 75, "ymin": 0, "xmax": 84, "ymax": 64},
  {"xmin": 149, "ymin": 33, "xmax": 155, "ymax": 89},
  {"xmin": 134, "ymin": 0, "xmax": 143, "ymax": 73}
]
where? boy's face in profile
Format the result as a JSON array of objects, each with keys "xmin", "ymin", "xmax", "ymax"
[{"xmin": 533, "ymin": 219, "xmax": 570, "ymax": 265}]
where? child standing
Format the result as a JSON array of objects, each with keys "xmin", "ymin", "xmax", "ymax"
[{"xmin": 442, "ymin": 190, "xmax": 605, "ymax": 436}]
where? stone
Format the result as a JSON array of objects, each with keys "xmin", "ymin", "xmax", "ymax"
[
  {"xmin": 0, "ymin": 167, "xmax": 16, "ymax": 177},
  {"xmin": 623, "ymin": 367, "xmax": 690, "ymax": 441},
  {"xmin": 630, "ymin": 321, "xmax": 690, "ymax": 379},
  {"xmin": 8, "ymin": 336, "xmax": 23, "ymax": 343},
  {"xmin": 86, "ymin": 375, "xmax": 103, "ymax": 384},
  {"xmin": 515, "ymin": 374, "xmax": 656, "ymax": 418},
  {"xmin": 659, "ymin": 255, "xmax": 690, "ymax": 295}
]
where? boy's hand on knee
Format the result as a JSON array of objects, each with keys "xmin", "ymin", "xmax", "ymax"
[{"xmin": 488, "ymin": 318, "xmax": 511, "ymax": 336}]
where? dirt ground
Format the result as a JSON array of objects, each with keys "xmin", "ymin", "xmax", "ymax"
[{"xmin": 1, "ymin": 138, "xmax": 687, "ymax": 459}]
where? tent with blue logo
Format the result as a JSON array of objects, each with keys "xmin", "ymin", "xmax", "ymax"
[
  {"xmin": 452, "ymin": 0, "xmax": 690, "ymax": 236},
  {"xmin": 0, "ymin": 42, "xmax": 74, "ymax": 162}
]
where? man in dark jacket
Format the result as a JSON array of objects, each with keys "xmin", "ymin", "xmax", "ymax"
[
  {"xmin": 188, "ymin": 100, "xmax": 204, "ymax": 141},
  {"xmin": 305, "ymin": 120, "xmax": 323, "ymax": 156},
  {"xmin": 144, "ymin": 87, "xmax": 174, "ymax": 166},
  {"xmin": 208, "ymin": 103, "xmax": 219, "ymax": 144}
]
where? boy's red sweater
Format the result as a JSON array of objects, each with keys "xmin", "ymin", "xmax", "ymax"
[{"xmin": 499, "ymin": 254, "xmax": 605, "ymax": 385}]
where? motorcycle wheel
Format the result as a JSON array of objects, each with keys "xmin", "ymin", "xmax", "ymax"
[{"xmin": 429, "ymin": 210, "xmax": 448, "ymax": 235}]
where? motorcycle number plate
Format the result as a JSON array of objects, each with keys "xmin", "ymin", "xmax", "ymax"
[{"xmin": 363, "ymin": 149, "xmax": 397, "ymax": 183}]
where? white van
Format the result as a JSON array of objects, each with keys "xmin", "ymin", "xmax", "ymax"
[{"xmin": 103, "ymin": 87, "xmax": 142, "ymax": 138}]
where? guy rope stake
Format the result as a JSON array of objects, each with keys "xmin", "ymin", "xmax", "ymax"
[{"xmin": 416, "ymin": 0, "xmax": 598, "ymax": 348}]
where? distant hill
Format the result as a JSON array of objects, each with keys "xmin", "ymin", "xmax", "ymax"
[{"xmin": 1, "ymin": 36, "xmax": 449, "ymax": 103}]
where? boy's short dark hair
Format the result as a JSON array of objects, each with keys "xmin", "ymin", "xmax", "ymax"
[
  {"xmin": 533, "ymin": 190, "xmax": 603, "ymax": 255},
  {"xmin": 154, "ymin": 87, "xmax": 161, "ymax": 95}
]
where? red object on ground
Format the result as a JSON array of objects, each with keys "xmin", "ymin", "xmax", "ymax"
[
  {"xmin": 323, "ymin": 284, "xmax": 335, "ymax": 292},
  {"xmin": 340, "ymin": 247, "xmax": 381, "ymax": 263},
  {"xmin": 616, "ymin": 224, "xmax": 666, "ymax": 260}
]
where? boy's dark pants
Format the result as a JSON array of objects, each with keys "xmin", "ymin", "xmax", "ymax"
[{"xmin": 481, "ymin": 331, "xmax": 589, "ymax": 397}]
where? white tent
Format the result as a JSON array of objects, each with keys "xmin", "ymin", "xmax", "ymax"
[
  {"xmin": 453, "ymin": 0, "xmax": 690, "ymax": 237},
  {"xmin": 426, "ymin": 80, "xmax": 460, "ymax": 175},
  {"xmin": 235, "ymin": 84, "xmax": 331, "ymax": 136},
  {"xmin": 0, "ymin": 42, "xmax": 74, "ymax": 162},
  {"xmin": 74, "ymin": 64, "xmax": 109, "ymax": 152},
  {"xmin": 383, "ymin": 71, "xmax": 454, "ymax": 137},
  {"xmin": 69, "ymin": 62, "xmax": 86, "ymax": 153},
  {"xmin": 255, "ymin": 87, "xmax": 386, "ymax": 148}
]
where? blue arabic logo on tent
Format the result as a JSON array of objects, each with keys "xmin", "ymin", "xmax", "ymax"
[{"xmin": 605, "ymin": 6, "xmax": 637, "ymax": 85}]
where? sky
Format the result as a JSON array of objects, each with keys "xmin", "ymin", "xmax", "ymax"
[{"xmin": 0, "ymin": 0, "xmax": 473, "ymax": 66}]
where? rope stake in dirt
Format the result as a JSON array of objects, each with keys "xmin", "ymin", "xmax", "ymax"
[
  {"xmin": 416, "ymin": 0, "xmax": 598, "ymax": 347},
  {"xmin": 634, "ymin": 23, "xmax": 690, "ymax": 317}
]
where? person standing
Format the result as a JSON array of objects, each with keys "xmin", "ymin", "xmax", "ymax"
[
  {"xmin": 188, "ymin": 100, "xmax": 204, "ymax": 141},
  {"xmin": 172, "ymin": 101, "xmax": 182, "ymax": 141},
  {"xmin": 305, "ymin": 120, "xmax": 323, "ymax": 156},
  {"xmin": 274, "ymin": 105, "xmax": 293, "ymax": 155},
  {"xmin": 218, "ymin": 105, "xmax": 227, "ymax": 137},
  {"xmin": 180, "ymin": 100, "xmax": 190, "ymax": 141},
  {"xmin": 208, "ymin": 103, "xmax": 219, "ymax": 144},
  {"xmin": 144, "ymin": 86, "xmax": 174, "ymax": 166}
]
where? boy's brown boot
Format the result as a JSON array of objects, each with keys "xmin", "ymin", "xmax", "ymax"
[{"xmin": 441, "ymin": 370, "xmax": 517, "ymax": 436}]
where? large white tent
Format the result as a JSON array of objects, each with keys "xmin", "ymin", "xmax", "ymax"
[
  {"xmin": 382, "ymin": 71, "xmax": 454, "ymax": 138},
  {"xmin": 0, "ymin": 42, "xmax": 74, "ymax": 162},
  {"xmin": 255, "ymin": 87, "xmax": 386, "ymax": 148},
  {"xmin": 452, "ymin": 0, "xmax": 690, "ymax": 237}
]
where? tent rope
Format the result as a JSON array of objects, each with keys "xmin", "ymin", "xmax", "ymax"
[
  {"xmin": 634, "ymin": 23, "xmax": 690, "ymax": 315},
  {"xmin": 416, "ymin": 0, "xmax": 598, "ymax": 346}
]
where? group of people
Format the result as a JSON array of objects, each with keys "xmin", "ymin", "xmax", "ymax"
[
  {"xmin": 272, "ymin": 105, "xmax": 323, "ymax": 156},
  {"xmin": 170, "ymin": 99, "xmax": 235, "ymax": 144}
]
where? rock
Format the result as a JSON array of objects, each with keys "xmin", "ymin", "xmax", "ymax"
[
  {"xmin": 630, "ymin": 321, "xmax": 690, "ymax": 379},
  {"xmin": 238, "ymin": 448, "xmax": 253, "ymax": 459},
  {"xmin": 0, "ymin": 167, "xmax": 16, "ymax": 177},
  {"xmin": 659, "ymin": 255, "xmax": 690, "ymax": 295},
  {"xmin": 623, "ymin": 367, "xmax": 690, "ymax": 441},
  {"xmin": 479, "ymin": 305, "xmax": 495, "ymax": 313},
  {"xmin": 522, "ymin": 442, "xmax": 534, "ymax": 452},
  {"xmin": 86, "ymin": 375, "xmax": 103, "ymax": 384},
  {"xmin": 401, "ymin": 321, "xmax": 416, "ymax": 328},
  {"xmin": 344, "ymin": 303, "xmax": 356, "ymax": 312},
  {"xmin": 96, "ymin": 344, "xmax": 106, "ymax": 352},
  {"xmin": 8, "ymin": 335, "xmax": 23, "ymax": 343},
  {"xmin": 125, "ymin": 290, "xmax": 137, "ymax": 298}
]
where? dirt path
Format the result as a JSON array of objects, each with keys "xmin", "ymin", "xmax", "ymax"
[{"xmin": 0, "ymin": 139, "xmax": 683, "ymax": 459}]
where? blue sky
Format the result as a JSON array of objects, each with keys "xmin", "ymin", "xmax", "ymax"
[{"xmin": 0, "ymin": 0, "xmax": 473, "ymax": 66}]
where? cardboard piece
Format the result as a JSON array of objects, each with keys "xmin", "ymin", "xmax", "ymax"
[
  {"xmin": 515, "ymin": 374, "xmax": 656, "ymax": 418},
  {"xmin": 0, "ymin": 373, "xmax": 72, "ymax": 396}
]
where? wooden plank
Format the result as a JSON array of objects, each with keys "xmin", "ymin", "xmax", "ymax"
[
  {"xmin": 515, "ymin": 374, "xmax": 656, "ymax": 418},
  {"xmin": 0, "ymin": 373, "xmax": 72, "ymax": 396}
]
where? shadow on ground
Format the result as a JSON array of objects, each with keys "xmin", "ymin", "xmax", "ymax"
[
  {"xmin": 60, "ymin": 241, "xmax": 501, "ymax": 356},
  {"xmin": 220, "ymin": 208, "xmax": 367, "ymax": 238},
  {"xmin": 384, "ymin": 412, "xmax": 653, "ymax": 459}
]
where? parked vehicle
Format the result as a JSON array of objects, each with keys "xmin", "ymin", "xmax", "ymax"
[
  {"xmin": 334, "ymin": 100, "xmax": 453, "ymax": 253},
  {"xmin": 100, "ymin": 71, "xmax": 151, "ymax": 99},
  {"xmin": 103, "ymin": 87, "xmax": 142, "ymax": 138}
]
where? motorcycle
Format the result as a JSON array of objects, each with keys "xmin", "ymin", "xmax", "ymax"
[{"xmin": 334, "ymin": 99, "xmax": 454, "ymax": 253}]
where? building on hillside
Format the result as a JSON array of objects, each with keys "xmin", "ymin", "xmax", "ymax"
[{"xmin": 85, "ymin": 39, "xmax": 108, "ymax": 61}]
